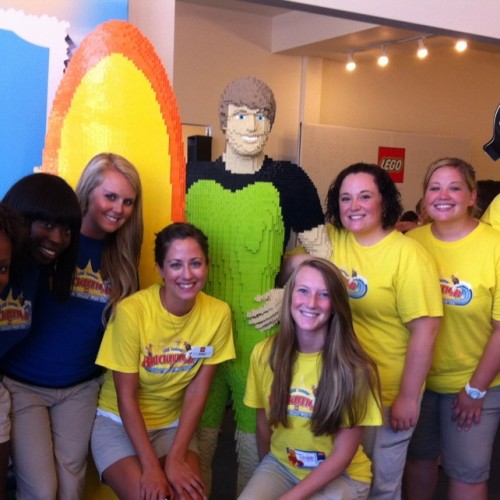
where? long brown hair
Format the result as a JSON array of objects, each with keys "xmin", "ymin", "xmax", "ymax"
[
  {"xmin": 268, "ymin": 258, "xmax": 380, "ymax": 435},
  {"xmin": 76, "ymin": 153, "xmax": 143, "ymax": 319}
]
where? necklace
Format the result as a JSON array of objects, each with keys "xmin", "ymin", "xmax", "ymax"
[{"xmin": 160, "ymin": 286, "xmax": 193, "ymax": 338}]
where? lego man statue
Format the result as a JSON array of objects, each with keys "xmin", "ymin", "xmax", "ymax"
[{"xmin": 186, "ymin": 77, "xmax": 331, "ymax": 494}]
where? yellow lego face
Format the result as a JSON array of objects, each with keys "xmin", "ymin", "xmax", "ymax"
[{"xmin": 225, "ymin": 104, "xmax": 271, "ymax": 157}]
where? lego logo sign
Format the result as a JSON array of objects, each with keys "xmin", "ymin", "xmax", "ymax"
[{"xmin": 378, "ymin": 147, "xmax": 405, "ymax": 183}]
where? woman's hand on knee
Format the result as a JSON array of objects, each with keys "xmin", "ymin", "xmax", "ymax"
[
  {"xmin": 166, "ymin": 456, "xmax": 206, "ymax": 500},
  {"xmin": 140, "ymin": 465, "xmax": 170, "ymax": 500}
]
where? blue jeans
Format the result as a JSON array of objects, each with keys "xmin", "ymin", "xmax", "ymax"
[{"xmin": 238, "ymin": 453, "xmax": 369, "ymax": 500}]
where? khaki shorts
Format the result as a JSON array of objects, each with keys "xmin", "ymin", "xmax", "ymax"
[
  {"xmin": 0, "ymin": 382, "xmax": 10, "ymax": 443},
  {"xmin": 90, "ymin": 413, "xmax": 198, "ymax": 479},
  {"xmin": 407, "ymin": 387, "xmax": 500, "ymax": 482}
]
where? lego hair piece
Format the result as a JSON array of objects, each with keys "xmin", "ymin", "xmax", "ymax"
[{"xmin": 219, "ymin": 77, "xmax": 276, "ymax": 131}]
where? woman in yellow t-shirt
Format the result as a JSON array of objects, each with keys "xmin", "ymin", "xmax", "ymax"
[
  {"xmin": 240, "ymin": 258, "xmax": 382, "ymax": 500},
  {"xmin": 91, "ymin": 222, "xmax": 235, "ymax": 500},
  {"xmin": 405, "ymin": 158, "xmax": 500, "ymax": 500}
]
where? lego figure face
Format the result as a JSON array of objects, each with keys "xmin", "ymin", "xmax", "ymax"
[{"xmin": 225, "ymin": 104, "xmax": 271, "ymax": 157}]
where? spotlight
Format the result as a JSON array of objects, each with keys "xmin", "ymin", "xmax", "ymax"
[
  {"xmin": 417, "ymin": 38, "xmax": 428, "ymax": 59},
  {"xmin": 455, "ymin": 39, "xmax": 468, "ymax": 52},
  {"xmin": 346, "ymin": 53, "xmax": 356, "ymax": 71},
  {"xmin": 377, "ymin": 46, "xmax": 389, "ymax": 67}
]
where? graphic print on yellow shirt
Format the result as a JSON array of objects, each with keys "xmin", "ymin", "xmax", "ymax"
[
  {"xmin": 341, "ymin": 269, "xmax": 368, "ymax": 299},
  {"xmin": 440, "ymin": 275, "xmax": 472, "ymax": 306},
  {"xmin": 141, "ymin": 339, "xmax": 211, "ymax": 374},
  {"xmin": 286, "ymin": 382, "xmax": 325, "ymax": 470}
]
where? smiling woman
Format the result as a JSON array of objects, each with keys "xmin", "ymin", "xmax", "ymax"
[
  {"xmin": 240, "ymin": 257, "xmax": 382, "ymax": 499},
  {"xmin": 90, "ymin": 222, "xmax": 235, "ymax": 500},
  {"xmin": 0, "ymin": 154, "xmax": 144, "ymax": 499},
  {"xmin": 405, "ymin": 158, "xmax": 500, "ymax": 500},
  {"xmin": 0, "ymin": 173, "xmax": 81, "ymax": 499},
  {"xmin": 321, "ymin": 162, "xmax": 443, "ymax": 499}
]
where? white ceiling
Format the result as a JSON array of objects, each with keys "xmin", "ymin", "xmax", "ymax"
[{"xmin": 179, "ymin": 0, "xmax": 500, "ymax": 63}]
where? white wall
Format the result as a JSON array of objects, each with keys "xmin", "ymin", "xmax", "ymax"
[
  {"xmin": 320, "ymin": 46, "xmax": 500, "ymax": 182},
  {"xmin": 173, "ymin": 2, "xmax": 303, "ymax": 162},
  {"xmin": 131, "ymin": 0, "xmax": 500, "ymax": 211}
]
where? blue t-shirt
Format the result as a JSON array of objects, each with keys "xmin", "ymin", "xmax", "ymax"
[
  {"xmin": 0, "ymin": 258, "xmax": 40, "ymax": 359},
  {"xmin": 0, "ymin": 235, "xmax": 111, "ymax": 387}
]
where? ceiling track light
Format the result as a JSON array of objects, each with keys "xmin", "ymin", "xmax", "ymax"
[
  {"xmin": 346, "ymin": 53, "xmax": 356, "ymax": 71},
  {"xmin": 455, "ymin": 39, "xmax": 468, "ymax": 52},
  {"xmin": 342, "ymin": 34, "xmax": 467, "ymax": 69},
  {"xmin": 377, "ymin": 45, "xmax": 389, "ymax": 67},
  {"xmin": 417, "ymin": 38, "xmax": 428, "ymax": 59}
]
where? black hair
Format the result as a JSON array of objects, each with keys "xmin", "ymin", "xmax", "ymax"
[
  {"xmin": 0, "ymin": 203, "xmax": 26, "ymax": 253},
  {"xmin": 325, "ymin": 163, "xmax": 403, "ymax": 230},
  {"xmin": 2, "ymin": 173, "xmax": 82, "ymax": 300}
]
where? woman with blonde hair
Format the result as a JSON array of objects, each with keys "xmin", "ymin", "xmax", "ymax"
[
  {"xmin": 1, "ymin": 153, "xmax": 143, "ymax": 499},
  {"xmin": 76, "ymin": 152, "xmax": 143, "ymax": 317},
  {"xmin": 405, "ymin": 158, "xmax": 500, "ymax": 500},
  {"xmin": 239, "ymin": 258, "xmax": 382, "ymax": 499}
]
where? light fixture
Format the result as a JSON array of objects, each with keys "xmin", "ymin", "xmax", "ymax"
[
  {"xmin": 377, "ymin": 46, "xmax": 389, "ymax": 67},
  {"xmin": 346, "ymin": 53, "xmax": 356, "ymax": 71},
  {"xmin": 340, "ymin": 33, "xmax": 467, "ymax": 69},
  {"xmin": 455, "ymin": 39, "xmax": 468, "ymax": 52},
  {"xmin": 417, "ymin": 38, "xmax": 428, "ymax": 59}
]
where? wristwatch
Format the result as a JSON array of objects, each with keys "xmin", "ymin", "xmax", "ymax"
[{"xmin": 465, "ymin": 382, "xmax": 487, "ymax": 399}]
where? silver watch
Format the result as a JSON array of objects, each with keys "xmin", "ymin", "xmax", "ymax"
[{"xmin": 465, "ymin": 382, "xmax": 486, "ymax": 399}]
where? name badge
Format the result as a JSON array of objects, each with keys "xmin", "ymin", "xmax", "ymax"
[
  {"xmin": 188, "ymin": 346, "xmax": 214, "ymax": 359},
  {"xmin": 287, "ymin": 448, "xmax": 326, "ymax": 469}
]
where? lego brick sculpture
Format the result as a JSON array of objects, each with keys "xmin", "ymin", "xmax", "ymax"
[
  {"xmin": 38, "ymin": 20, "xmax": 185, "ymax": 500},
  {"xmin": 186, "ymin": 77, "xmax": 331, "ymax": 493},
  {"xmin": 41, "ymin": 20, "xmax": 185, "ymax": 288}
]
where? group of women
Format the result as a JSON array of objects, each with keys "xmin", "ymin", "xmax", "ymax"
[
  {"xmin": 0, "ymin": 153, "xmax": 498, "ymax": 500},
  {"xmin": 0, "ymin": 153, "xmax": 235, "ymax": 500},
  {"xmin": 249, "ymin": 157, "xmax": 499, "ymax": 500}
]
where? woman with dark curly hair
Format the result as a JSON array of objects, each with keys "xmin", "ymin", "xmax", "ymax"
[{"xmin": 321, "ymin": 163, "xmax": 442, "ymax": 499}]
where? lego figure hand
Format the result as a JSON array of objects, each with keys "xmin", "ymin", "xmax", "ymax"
[{"xmin": 247, "ymin": 288, "xmax": 285, "ymax": 332}]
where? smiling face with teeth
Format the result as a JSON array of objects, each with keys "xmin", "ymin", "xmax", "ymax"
[
  {"xmin": 338, "ymin": 172, "xmax": 389, "ymax": 245},
  {"xmin": 81, "ymin": 168, "xmax": 136, "ymax": 240},
  {"xmin": 291, "ymin": 265, "xmax": 333, "ymax": 350},
  {"xmin": 225, "ymin": 104, "xmax": 271, "ymax": 158},
  {"xmin": 424, "ymin": 165, "xmax": 477, "ymax": 225},
  {"xmin": 29, "ymin": 220, "xmax": 72, "ymax": 265},
  {"xmin": 157, "ymin": 237, "xmax": 208, "ymax": 316}
]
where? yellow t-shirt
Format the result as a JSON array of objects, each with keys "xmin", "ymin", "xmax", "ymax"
[
  {"xmin": 328, "ymin": 225, "xmax": 443, "ymax": 406},
  {"xmin": 96, "ymin": 285, "xmax": 235, "ymax": 429},
  {"xmin": 244, "ymin": 338, "xmax": 382, "ymax": 483},
  {"xmin": 407, "ymin": 222, "xmax": 500, "ymax": 393}
]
